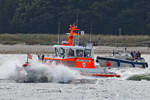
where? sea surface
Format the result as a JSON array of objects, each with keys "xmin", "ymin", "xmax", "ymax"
[{"xmin": 0, "ymin": 54, "xmax": 150, "ymax": 100}]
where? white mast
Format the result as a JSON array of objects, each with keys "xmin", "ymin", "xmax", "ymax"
[{"xmin": 57, "ymin": 22, "xmax": 61, "ymax": 44}]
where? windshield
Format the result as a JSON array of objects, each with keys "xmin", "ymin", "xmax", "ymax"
[
  {"xmin": 84, "ymin": 49, "xmax": 91, "ymax": 57},
  {"xmin": 55, "ymin": 48, "xmax": 59, "ymax": 57},
  {"xmin": 68, "ymin": 48, "xmax": 74, "ymax": 57},
  {"xmin": 59, "ymin": 47, "xmax": 65, "ymax": 58},
  {"xmin": 76, "ymin": 49, "xmax": 84, "ymax": 57}
]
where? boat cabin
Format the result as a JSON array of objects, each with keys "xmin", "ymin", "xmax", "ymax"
[
  {"xmin": 44, "ymin": 45, "xmax": 96, "ymax": 69},
  {"xmin": 53, "ymin": 45, "xmax": 94, "ymax": 59}
]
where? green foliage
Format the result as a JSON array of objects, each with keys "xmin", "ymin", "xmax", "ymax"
[
  {"xmin": 0, "ymin": 34, "xmax": 149, "ymax": 46},
  {"xmin": 0, "ymin": 0, "xmax": 18, "ymax": 33},
  {"xmin": 127, "ymin": 74, "xmax": 150, "ymax": 81},
  {"xmin": 0, "ymin": 0, "xmax": 150, "ymax": 34}
]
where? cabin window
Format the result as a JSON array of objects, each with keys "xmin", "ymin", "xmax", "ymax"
[
  {"xmin": 55, "ymin": 48, "xmax": 59, "ymax": 57},
  {"xmin": 84, "ymin": 49, "xmax": 91, "ymax": 57},
  {"xmin": 68, "ymin": 49, "xmax": 74, "ymax": 57},
  {"xmin": 59, "ymin": 47, "xmax": 65, "ymax": 58},
  {"xmin": 76, "ymin": 49, "xmax": 84, "ymax": 57}
]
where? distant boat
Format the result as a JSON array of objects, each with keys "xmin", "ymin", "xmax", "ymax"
[{"xmin": 96, "ymin": 50, "xmax": 148, "ymax": 68}]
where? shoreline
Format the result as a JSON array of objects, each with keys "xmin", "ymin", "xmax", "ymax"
[{"xmin": 0, "ymin": 44, "xmax": 150, "ymax": 54}]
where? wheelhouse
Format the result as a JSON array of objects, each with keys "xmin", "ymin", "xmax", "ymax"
[
  {"xmin": 44, "ymin": 45, "xmax": 96, "ymax": 69},
  {"xmin": 53, "ymin": 45, "xmax": 94, "ymax": 59}
]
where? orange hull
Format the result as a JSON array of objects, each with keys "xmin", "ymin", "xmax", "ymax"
[
  {"xmin": 44, "ymin": 57, "xmax": 120, "ymax": 78},
  {"xmin": 44, "ymin": 57, "xmax": 96, "ymax": 69}
]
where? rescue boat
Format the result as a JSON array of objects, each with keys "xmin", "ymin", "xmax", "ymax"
[{"xmin": 22, "ymin": 24, "xmax": 120, "ymax": 78}]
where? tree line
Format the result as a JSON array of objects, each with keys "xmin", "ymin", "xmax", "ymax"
[{"xmin": 0, "ymin": 0, "xmax": 150, "ymax": 34}]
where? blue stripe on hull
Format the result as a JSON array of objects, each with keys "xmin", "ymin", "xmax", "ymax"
[{"xmin": 96, "ymin": 56, "xmax": 148, "ymax": 68}]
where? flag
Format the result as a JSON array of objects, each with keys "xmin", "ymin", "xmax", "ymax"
[{"xmin": 28, "ymin": 53, "xmax": 32, "ymax": 59}]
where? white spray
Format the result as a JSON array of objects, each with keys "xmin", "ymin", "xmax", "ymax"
[{"xmin": 0, "ymin": 54, "xmax": 83, "ymax": 83}]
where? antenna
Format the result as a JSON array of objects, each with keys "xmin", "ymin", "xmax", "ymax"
[
  {"xmin": 77, "ymin": 30, "xmax": 79, "ymax": 45},
  {"xmin": 57, "ymin": 22, "xmax": 61, "ymax": 44},
  {"xmin": 76, "ymin": 13, "xmax": 79, "ymax": 26},
  {"xmin": 118, "ymin": 27, "xmax": 122, "ymax": 35},
  {"xmin": 116, "ymin": 27, "xmax": 122, "ymax": 48},
  {"xmin": 76, "ymin": 9, "xmax": 79, "ymax": 26},
  {"xmin": 90, "ymin": 24, "xmax": 93, "ymax": 42},
  {"xmin": 75, "ymin": 11, "xmax": 79, "ymax": 45}
]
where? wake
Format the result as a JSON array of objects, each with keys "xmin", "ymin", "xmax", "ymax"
[
  {"xmin": 0, "ymin": 54, "xmax": 92, "ymax": 83},
  {"xmin": 10, "ymin": 61, "xmax": 84, "ymax": 83}
]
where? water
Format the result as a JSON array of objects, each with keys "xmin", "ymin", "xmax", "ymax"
[
  {"xmin": 0, "ymin": 54, "xmax": 150, "ymax": 100},
  {"xmin": 0, "ymin": 54, "xmax": 89, "ymax": 83},
  {"xmin": 0, "ymin": 54, "xmax": 150, "ymax": 83},
  {"xmin": 109, "ymin": 54, "xmax": 150, "ymax": 80}
]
